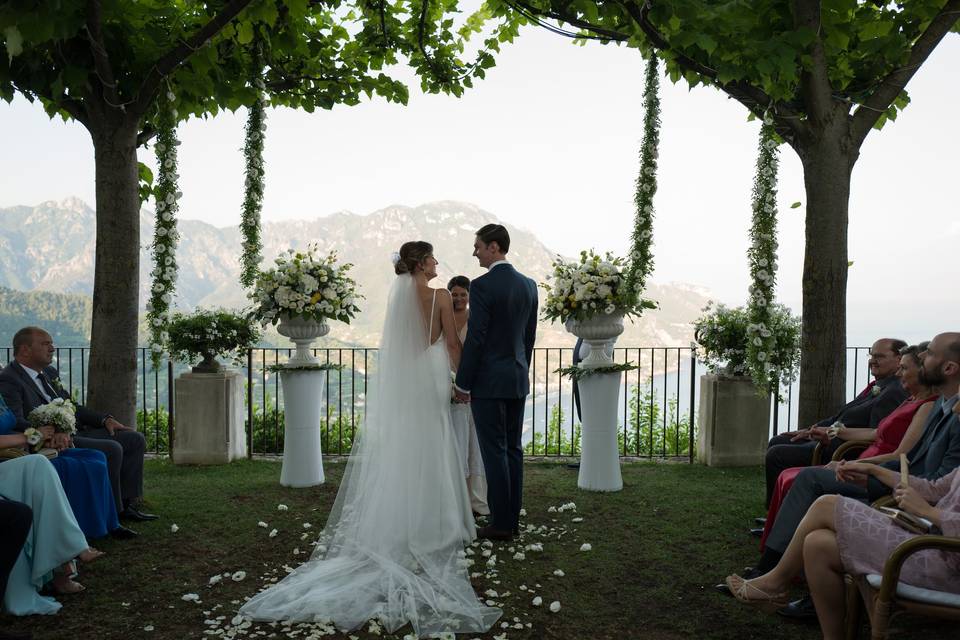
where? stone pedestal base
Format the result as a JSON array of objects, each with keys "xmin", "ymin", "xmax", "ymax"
[
  {"xmin": 697, "ymin": 374, "xmax": 770, "ymax": 467},
  {"xmin": 280, "ymin": 369, "xmax": 326, "ymax": 488},
  {"xmin": 173, "ymin": 370, "xmax": 246, "ymax": 465},
  {"xmin": 577, "ymin": 372, "xmax": 623, "ymax": 492}
]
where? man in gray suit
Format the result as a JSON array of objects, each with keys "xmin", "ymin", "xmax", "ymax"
[
  {"xmin": 731, "ymin": 332, "xmax": 960, "ymax": 617},
  {"xmin": 0, "ymin": 326, "xmax": 157, "ymax": 522}
]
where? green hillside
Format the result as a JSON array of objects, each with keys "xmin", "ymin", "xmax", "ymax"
[{"xmin": 0, "ymin": 287, "xmax": 91, "ymax": 347}]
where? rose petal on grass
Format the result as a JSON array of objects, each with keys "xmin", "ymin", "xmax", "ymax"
[
  {"xmin": 531, "ymin": 596, "xmax": 542, "ymax": 606},
  {"xmin": 549, "ymin": 600, "xmax": 561, "ymax": 613},
  {"xmin": 579, "ymin": 543, "xmax": 592, "ymax": 552},
  {"xmin": 277, "ymin": 504, "xmax": 289, "ymax": 511},
  {"xmin": 170, "ymin": 524, "xmax": 179, "ymax": 533},
  {"xmin": 231, "ymin": 571, "xmax": 246, "ymax": 582}
]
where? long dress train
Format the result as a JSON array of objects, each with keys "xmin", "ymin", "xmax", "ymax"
[{"xmin": 240, "ymin": 277, "xmax": 501, "ymax": 635}]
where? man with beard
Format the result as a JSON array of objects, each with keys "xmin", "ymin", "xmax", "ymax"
[{"xmin": 718, "ymin": 333, "xmax": 960, "ymax": 617}]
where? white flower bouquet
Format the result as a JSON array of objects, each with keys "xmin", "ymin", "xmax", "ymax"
[
  {"xmin": 541, "ymin": 250, "xmax": 656, "ymax": 324},
  {"xmin": 28, "ymin": 398, "xmax": 77, "ymax": 435},
  {"xmin": 249, "ymin": 246, "xmax": 362, "ymax": 327}
]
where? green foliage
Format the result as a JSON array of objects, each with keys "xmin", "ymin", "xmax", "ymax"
[
  {"xmin": 0, "ymin": 287, "xmax": 90, "ymax": 345},
  {"xmin": 248, "ymin": 393, "xmax": 358, "ymax": 455},
  {"xmin": 138, "ymin": 406, "xmax": 171, "ymax": 454},
  {"xmin": 165, "ymin": 309, "xmax": 261, "ymax": 367},
  {"xmin": 623, "ymin": 384, "xmax": 695, "ymax": 457},
  {"xmin": 745, "ymin": 123, "xmax": 783, "ymax": 393},
  {"xmin": 525, "ymin": 404, "xmax": 580, "ymax": 456},
  {"xmin": 623, "ymin": 57, "xmax": 659, "ymax": 301},
  {"xmin": 555, "ymin": 362, "xmax": 638, "ymax": 381},
  {"xmin": 240, "ymin": 46, "xmax": 266, "ymax": 289},
  {"xmin": 694, "ymin": 302, "xmax": 800, "ymax": 390}
]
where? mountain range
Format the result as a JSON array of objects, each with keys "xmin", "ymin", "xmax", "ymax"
[{"xmin": 0, "ymin": 198, "xmax": 711, "ymax": 347}]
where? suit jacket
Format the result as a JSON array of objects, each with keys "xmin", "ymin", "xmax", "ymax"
[
  {"xmin": 815, "ymin": 375, "xmax": 907, "ymax": 428},
  {"xmin": 0, "ymin": 361, "xmax": 107, "ymax": 432},
  {"xmin": 456, "ymin": 263, "xmax": 538, "ymax": 399},
  {"xmin": 867, "ymin": 396, "xmax": 960, "ymax": 500}
]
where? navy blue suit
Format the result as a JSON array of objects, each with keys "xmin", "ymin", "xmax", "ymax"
[{"xmin": 456, "ymin": 262, "xmax": 538, "ymax": 531}]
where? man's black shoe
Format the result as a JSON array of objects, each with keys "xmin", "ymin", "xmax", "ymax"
[
  {"xmin": 754, "ymin": 517, "xmax": 767, "ymax": 526},
  {"xmin": 110, "ymin": 525, "xmax": 139, "ymax": 540},
  {"xmin": 776, "ymin": 595, "xmax": 817, "ymax": 620},
  {"xmin": 120, "ymin": 506, "xmax": 159, "ymax": 522},
  {"xmin": 749, "ymin": 527, "xmax": 764, "ymax": 538}
]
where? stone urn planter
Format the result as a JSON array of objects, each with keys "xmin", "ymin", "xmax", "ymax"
[
  {"xmin": 697, "ymin": 374, "xmax": 771, "ymax": 467},
  {"xmin": 277, "ymin": 314, "xmax": 330, "ymax": 487},
  {"xmin": 565, "ymin": 311, "xmax": 625, "ymax": 368},
  {"xmin": 277, "ymin": 314, "xmax": 329, "ymax": 366}
]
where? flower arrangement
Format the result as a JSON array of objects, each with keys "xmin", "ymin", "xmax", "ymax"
[
  {"xmin": 28, "ymin": 398, "xmax": 76, "ymax": 435},
  {"xmin": 541, "ymin": 250, "xmax": 657, "ymax": 324},
  {"xmin": 166, "ymin": 309, "xmax": 261, "ymax": 371},
  {"xmin": 240, "ymin": 49, "xmax": 267, "ymax": 290},
  {"xmin": 694, "ymin": 301, "xmax": 801, "ymax": 392},
  {"xmin": 249, "ymin": 246, "xmax": 362, "ymax": 327}
]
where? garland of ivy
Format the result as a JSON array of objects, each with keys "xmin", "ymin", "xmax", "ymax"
[
  {"xmin": 556, "ymin": 362, "xmax": 639, "ymax": 381},
  {"xmin": 623, "ymin": 56, "xmax": 660, "ymax": 304},
  {"xmin": 744, "ymin": 121, "xmax": 780, "ymax": 391},
  {"xmin": 146, "ymin": 87, "xmax": 182, "ymax": 368},
  {"xmin": 240, "ymin": 46, "xmax": 267, "ymax": 289}
]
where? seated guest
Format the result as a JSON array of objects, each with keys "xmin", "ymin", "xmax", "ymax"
[
  {"xmin": 448, "ymin": 275, "xmax": 489, "ymax": 516},
  {"xmin": 759, "ymin": 343, "xmax": 936, "ymax": 549},
  {"xmin": 719, "ymin": 332, "xmax": 960, "ymax": 616},
  {"xmin": 0, "ymin": 394, "xmax": 133, "ymax": 540},
  {"xmin": 0, "ymin": 327, "xmax": 157, "ymax": 522},
  {"xmin": 725, "ymin": 460, "xmax": 960, "ymax": 640},
  {"xmin": 762, "ymin": 338, "xmax": 908, "ymax": 510},
  {"xmin": 0, "ymin": 454, "xmax": 104, "ymax": 615}
]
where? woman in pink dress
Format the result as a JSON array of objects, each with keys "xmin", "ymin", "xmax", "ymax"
[
  {"xmin": 725, "ymin": 425, "xmax": 960, "ymax": 640},
  {"xmin": 759, "ymin": 344, "xmax": 936, "ymax": 549}
]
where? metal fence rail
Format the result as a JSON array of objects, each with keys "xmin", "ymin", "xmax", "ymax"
[{"xmin": 1, "ymin": 345, "xmax": 875, "ymax": 460}]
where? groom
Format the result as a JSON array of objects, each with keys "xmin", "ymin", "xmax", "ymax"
[{"xmin": 454, "ymin": 224, "xmax": 538, "ymax": 541}]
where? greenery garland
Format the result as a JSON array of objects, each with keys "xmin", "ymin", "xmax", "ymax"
[
  {"xmin": 745, "ymin": 121, "xmax": 782, "ymax": 390},
  {"xmin": 555, "ymin": 362, "xmax": 639, "ymax": 381},
  {"xmin": 623, "ymin": 56, "xmax": 660, "ymax": 303},
  {"xmin": 146, "ymin": 88, "xmax": 181, "ymax": 368},
  {"xmin": 240, "ymin": 48, "xmax": 266, "ymax": 289},
  {"xmin": 265, "ymin": 363, "xmax": 345, "ymax": 373}
]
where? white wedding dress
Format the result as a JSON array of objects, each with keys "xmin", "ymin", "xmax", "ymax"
[{"xmin": 240, "ymin": 275, "xmax": 501, "ymax": 635}]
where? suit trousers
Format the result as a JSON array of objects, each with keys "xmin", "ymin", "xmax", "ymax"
[
  {"xmin": 0, "ymin": 499, "xmax": 33, "ymax": 603},
  {"xmin": 764, "ymin": 466, "xmax": 870, "ymax": 554},
  {"xmin": 74, "ymin": 428, "xmax": 147, "ymax": 512},
  {"xmin": 764, "ymin": 433, "xmax": 841, "ymax": 507},
  {"xmin": 471, "ymin": 397, "xmax": 525, "ymax": 532}
]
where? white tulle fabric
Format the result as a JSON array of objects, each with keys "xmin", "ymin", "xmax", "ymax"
[{"xmin": 240, "ymin": 275, "xmax": 501, "ymax": 635}]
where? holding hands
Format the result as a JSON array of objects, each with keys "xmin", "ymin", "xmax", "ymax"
[
  {"xmin": 789, "ymin": 426, "xmax": 831, "ymax": 444},
  {"xmin": 835, "ymin": 460, "xmax": 873, "ymax": 486},
  {"xmin": 103, "ymin": 416, "xmax": 134, "ymax": 436}
]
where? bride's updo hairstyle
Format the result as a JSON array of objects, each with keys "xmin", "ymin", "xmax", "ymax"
[{"xmin": 394, "ymin": 241, "xmax": 433, "ymax": 275}]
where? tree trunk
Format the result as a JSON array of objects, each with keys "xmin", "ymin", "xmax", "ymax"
[
  {"xmin": 795, "ymin": 119, "xmax": 858, "ymax": 427},
  {"xmin": 86, "ymin": 113, "xmax": 142, "ymax": 428}
]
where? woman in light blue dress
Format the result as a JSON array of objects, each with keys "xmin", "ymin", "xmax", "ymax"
[{"xmin": 0, "ymin": 451, "xmax": 103, "ymax": 615}]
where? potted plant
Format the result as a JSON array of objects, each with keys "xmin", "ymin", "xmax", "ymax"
[
  {"xmin": 166, "ymin": 309, "xmax": 261, "ymax": 373},
  {"xmin": 693, "ymin": 302, "xmax": 801, "ymax": 466},
  {"xmin": 249, "ymin": 245, "xmax": 361, "ymax": 366}
]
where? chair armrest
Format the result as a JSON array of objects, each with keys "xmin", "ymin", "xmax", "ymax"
[
  {"xmin": 876, "ymin": 535, "xmax": 960, "ymax": 605},
  {"xmin": 831, "ymin": 440, "xmax": 873, "ymax": 462},
  {"xmin": 0, "ymin": 447, "xmax": 27, "ymax": 461},
  {"xmin": 871, "ymin": 495, "xmax": 896, "ymax": 509},
  {"xmin": 812, "ymin": 441, "xmax": 825, "ymax": 466}
]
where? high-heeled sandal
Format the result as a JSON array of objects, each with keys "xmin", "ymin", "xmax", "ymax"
[
  {"xmin": 725, "ymin": 574, "xmax": 789, "ymax": 606},
  {"xmin": 78, "ymin": 548, "xmax": 105, "ymax": 563}
]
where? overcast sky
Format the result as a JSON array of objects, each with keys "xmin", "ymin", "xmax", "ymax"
[{"xmin": 2, "ymin": 26, "xmax": 957, "ymax": 345}]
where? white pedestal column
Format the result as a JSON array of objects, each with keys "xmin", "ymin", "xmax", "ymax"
[
  {"xmin": 577, "ymin": 371, "xmax": 623, "ymax": 492},
  {"xmin": 280, "ymin": 369, "xmax": 326, "ymax": 488},
  {"xmin": 173, "ymin": 370, "xmax": 246, "ymax": 465}
]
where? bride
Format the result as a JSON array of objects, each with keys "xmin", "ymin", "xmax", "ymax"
[{"xmin": 240, "ymin": 241, "xmax": 501, "ymax": 635}]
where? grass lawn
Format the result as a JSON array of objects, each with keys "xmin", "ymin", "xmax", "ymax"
[{"xmin": 0, "ymin": 459, "xmax": 951, "ymax": 640}]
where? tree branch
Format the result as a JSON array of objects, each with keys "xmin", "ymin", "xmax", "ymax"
[
  {"xmin": 133, "ymin": 0, "xmax": 256, "ymax": 116},
  {"xmin": 620, "ymin": 0, "xmax": 807, "ymax": 144},
  {"xmin": 85, "ymin": 0, "xmax": 122, "ymax": 109},
  {"xmin": 850, "ymin": 0, "xmax": 960, "ymax": 147},
  {"xmin": 507, "ymin": 0, "xmax": 631, "ymax": 42},
  {"xmin": 790, "ymin": 0, "xmax": 834, "ymax": 124}
]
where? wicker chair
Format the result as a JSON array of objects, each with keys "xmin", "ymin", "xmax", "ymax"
[
  {"xmin": 845, "ymin": 534, "xmax": 960, "ymax": 639},
  {"xmin": 811, "ymin": 439, "xmax": 874, "ymax": 466}
]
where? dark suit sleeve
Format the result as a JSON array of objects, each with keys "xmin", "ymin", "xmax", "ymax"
[
  {"xmin": 523, "ymin": 279, "xmax": 538, "ymax": 366},
  {"xmin": 455, "ymin": 279, "xmax": 491, "ymax": 393},
  {"xmin": 47, "ymin": 367, "xmax": 108, "ymax": 430},
  {"xmin": 0, "ymin": 375, "xmax": 31, "ymax": 432},
  {"xmin": 929, "ymin": 418, "xmax": 960, "ymax": 481},
  {"xmin": 867, "ymin": 386, "xmax": 907, "ymax": 427}
]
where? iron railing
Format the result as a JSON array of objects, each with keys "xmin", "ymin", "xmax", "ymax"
[{"xmin": 1, "ymin": 345, "xmax": 875, "ymax": 460}]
